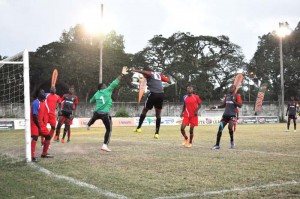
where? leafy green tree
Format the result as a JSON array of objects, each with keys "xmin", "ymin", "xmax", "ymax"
[
  {"xmin": 131, "ymin": 32, "xmax": 245, "ymax": 101},
  {"xmin": 30, "ymin": 24, "xmax": 132, "ymax": 102},
  {"xmin": 248, "ymin": 22, "xmax": 300, "ymax": 101}
]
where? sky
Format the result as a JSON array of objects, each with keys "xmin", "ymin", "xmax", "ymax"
[{"xmin": 0, "ymin": 0, "xmax": 299, "ymax": 62}]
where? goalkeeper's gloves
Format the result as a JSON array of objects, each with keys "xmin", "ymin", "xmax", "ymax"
[{"xmin": 121, "ymin": 66, "xmax": 129, "ymax": 75}]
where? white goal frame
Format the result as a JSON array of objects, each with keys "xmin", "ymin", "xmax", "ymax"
[{"xmin": 0, "ymin": 50, "xmax": 31, "ymax": 162}]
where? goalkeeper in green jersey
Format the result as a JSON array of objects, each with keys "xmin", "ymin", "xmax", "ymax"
[{"xmin": 87, "ymin": 66, "xmax": 129, "ymax": 152}]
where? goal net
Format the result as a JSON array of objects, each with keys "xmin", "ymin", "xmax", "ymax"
[{"xmin": 0, "ymin": 50, "xmax": 31, "ymax": 162}]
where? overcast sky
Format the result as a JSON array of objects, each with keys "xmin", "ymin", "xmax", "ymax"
[{"xmin": 0, "ymin": 0, "xmax": 299, "ymax": 61}]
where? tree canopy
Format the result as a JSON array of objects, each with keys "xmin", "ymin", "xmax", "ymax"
[
  {"xmin": 248, "ymin": 22, "xmax": 300, "ymax": 101},
  {"xmin": 25, "ymin": 21, "xmax": 300, "ymax": 103}
]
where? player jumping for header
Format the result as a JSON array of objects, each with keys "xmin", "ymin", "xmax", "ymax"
[
  {"xmin": 131, "ymin": 66, "xmax": 171, "ymax": 139},
  {"xmin": 210, "ymin": 85, "xmax": 242, "ymax": 149}
]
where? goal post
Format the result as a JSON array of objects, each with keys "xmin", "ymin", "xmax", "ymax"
[{"xmin": 0, "ymin": 49, "xmax": 31, "ymax": 162}]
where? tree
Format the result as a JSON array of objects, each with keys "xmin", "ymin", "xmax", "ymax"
[
  {"xmin": 30, "ymin": 24, "xmax": 132, "ymax": 102},
  {"xmin": 131, "ymin": 32, "xmax": 245, "ymax": 101},
  {"xmin": 248, "ymin": 22, "xmax": 300, "ymax": 101}
]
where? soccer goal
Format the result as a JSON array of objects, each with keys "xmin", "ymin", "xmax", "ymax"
[{"xmin": 0, "ymin": 50, "xmax": 31, "ymax": 162}]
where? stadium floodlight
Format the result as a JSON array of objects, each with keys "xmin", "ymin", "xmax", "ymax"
[
  {"xmin": 0, "ymin": 50, "xmax": 31, "ymax": 162},
  {"xmin": 277, "ymin": 22, "xmax": 291, "ymax": 121},
  {"xmin": 82, "ymin": 3, "xmax": 104, "ymax": 83}
]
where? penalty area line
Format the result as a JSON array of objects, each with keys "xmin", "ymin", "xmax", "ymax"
[
  {"xmin": 29, "ymin": 163, "xmax": 128, "ymax": 199},
  {"xmin": 154, "ymin": 180, "xmax": 299, "ymax": 199}
]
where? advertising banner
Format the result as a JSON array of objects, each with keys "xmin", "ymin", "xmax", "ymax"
[
  {"xmin": 255, "ymin": 83, "xmax": 268, "ymax": 112},
  {"xmin": 0, "ymin": 120, "xmax": 14, "ymax": 130}
]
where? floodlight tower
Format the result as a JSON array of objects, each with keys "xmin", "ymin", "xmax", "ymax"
[
  {"xmin": 278, "ymin": 22, "xmax": 291, "ymax": 121},
  {"xmin": 99, "ymin": 3, "xmax": 104, "ymax": 83}
]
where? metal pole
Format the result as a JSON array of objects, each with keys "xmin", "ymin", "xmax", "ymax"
[
  {"xmin": 99, "ymin": 3, "xmax": 103, "ymax": 83},
  {"xmin": 23, "ymin": 49, "xmax": 31, "ymax": 162},
  {"xmin": 279, "ymin": 34, "xmax": 284, "ymax": 121}
]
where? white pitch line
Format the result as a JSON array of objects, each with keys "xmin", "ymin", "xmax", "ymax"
[
  {"xmin": 234, "ymin": 149, "xmax": 300, "ymax": 158},
  {"xmin": 113, "ymin": 139, "xmax": 300, "ymax": 158},
  {"xmin": 154, "ymin": 180, "xmax": 299, "ymax": 199},
  {"xmin": 29, "ymin": 163, "xmax": 128, "ymax": 199}
]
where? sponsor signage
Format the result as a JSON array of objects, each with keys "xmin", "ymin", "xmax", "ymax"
[
  {"xmin": 0, "ymin": 120, "xmax": 14, "ymax": 130},
  {"xmin": 238, "ymin": 116, "xmax": 279, "ymax": 124},
  {"xmin": 0, "ymin": 115, "xmax": 280, "ymax": 130}
]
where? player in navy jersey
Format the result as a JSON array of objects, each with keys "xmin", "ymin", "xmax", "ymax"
[
  {"xmin": 210, "ymin": 85, "xmax": 242, "ymax": 149},
  {"xmin": 53, "ymin": 86, "xmax": 78, "ymax": 143},
  {"xmin": 131, "ymin": 66, "xmax": 171, "ymax": 139},
  {"xmin": 286, "ymin": 96, "xmax": 299, "ymax": 132},
  {"xmin": 180, "ymin": 84, "xmax": 202, "ymax": 148}
]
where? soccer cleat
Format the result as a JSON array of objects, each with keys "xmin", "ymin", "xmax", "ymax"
[
  {"xmin": 53, "ymin": 136, "xmax": 59, "ymax": 142},
  {"xmin": 294, "ymin": 130, "xmax": 297, "ymax": 132},
  {"xmin": 101, "ymin": 144, "xmax": 111, "ymax": 152},
  {"xmin": 211, "ymin": 145, "xmax": 220, "ymax": 150},
  {"xmin": 154, "ymin": 134, "xmax": 159, "ymax": 139},
  {"xmin": 41, "ymin": 154, "xmax": 54, "ymax": 158},
  {"xmin": 182, "ymin": 138, "xmax": 189, "ymax": 146},
  {"xmin": 67, "ymin": 139, "xmax": 71, "ymax": 143},
  {"xmin": 61, "ymin": 138, "xmax": 65, "ymax": 143},
  {"xmin": 86, "ymin": 125, "xmax": 90, "ymax": 130},
  {"xmin": 284, "ymin": 129, "xmax": 290, "ymax": 132},
  {"xmin": 31, "ymin": 157, "xmax": 39, "ymax": 162},
  {"xmin": 230, "ymin": 141, "xmax": 235, "ymax": 149},
  {"xmin": 185, "ymin": 143, "xmax": 192, "ymax": 148},
  {"xmin": 134, "ymin": 128, "xmax": 142, "ymax": 133}
]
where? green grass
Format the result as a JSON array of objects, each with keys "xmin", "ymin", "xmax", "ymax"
[{"xmin": 0, "ymin": 124, "xmax": 300, "ymax": 198}]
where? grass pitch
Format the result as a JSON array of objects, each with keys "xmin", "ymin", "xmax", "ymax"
[{"xmin": 0, "ymin": 123, "xmax": 300, "ymax": 198}]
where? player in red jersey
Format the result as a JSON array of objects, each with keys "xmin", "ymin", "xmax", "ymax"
[
  {"xmin": 30, "ymin": 89, "xmax": 54, "ymax": 162},
  {"xmin": 131, "ymin": 66, "xmax": 171, "ymax": 139},
  {"xmin": 286, "ymin": 96, "xmax": 299, "ymax": 132},
  {"xmin": 41, "ymin": 86, "xmax": 61, "ymax": 145},
  {"xmin": 53, "ymin": 86, "xmax": 78, "ymax": 143},
  {"xmin": 210, "ymin": 85, "xmax": 242, "ymax": 149},
  {"xmin": 180, "ymin": 84, "xmax": 202, "ymax": 148}
]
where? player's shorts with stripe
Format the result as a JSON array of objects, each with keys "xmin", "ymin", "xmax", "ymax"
[
  {"xmin": 182, "ymin": 116, "xmax": 198, "ymax": 126},
  {"xmin": 145, "ymin": 92, "xmax": 164, "ymax": 110},
  {"xmin": 31, "ymin": 123, "xmax": 49, "ymax": 137},
  {"xmin": 288, "ymin": 115, "xmax": 296, "ymax": 120},
  {"xmin": 59, "ymin": 111, "xmax": 72, "ymax": 125},
  {"xmin": 47, "ymin": 113, "xmax": 57, "ymax": 126},
  {"xmin": 221, "ymin": 115, "xmax": 236, "ymax": 123}
]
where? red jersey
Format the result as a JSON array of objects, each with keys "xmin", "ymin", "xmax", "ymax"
[
  {"xmin": 182, "ymin": 94, "xmax": 202, "ymax": 117},
  {"xmin": 45, "ymin": 93, "xmax": 61, "ymax": 114},
  {"xmin": 30, "ymin": 99, "xmax": 47, "ymax": 127}
]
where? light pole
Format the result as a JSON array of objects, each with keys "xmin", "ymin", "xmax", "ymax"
[
  {"xmin": 278, "ymin": 22, "xmax": 290, "ymax": 121},
  {"xmin": 99, "ymin": 3, "xmax": 104, "ymax": 83}
]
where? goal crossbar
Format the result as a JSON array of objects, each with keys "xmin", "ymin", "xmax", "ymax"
[{"xmin": 0, "ymin": 51, "xmax": 23, "ymax": 68}]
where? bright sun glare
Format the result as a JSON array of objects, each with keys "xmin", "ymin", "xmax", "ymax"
[{"xmin": 80, "ymin": 6, "xmax": 113, "ymax": 35}]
